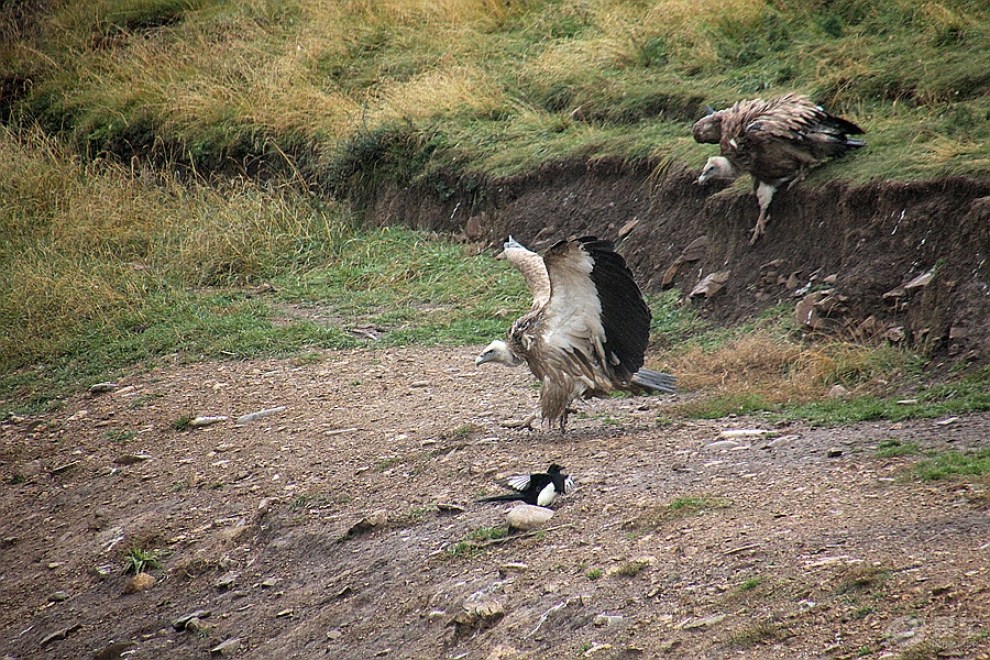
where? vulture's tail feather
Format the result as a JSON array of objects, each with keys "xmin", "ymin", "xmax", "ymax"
[
  {"xmin": 845, "ymin": 138, "xmax": 866, "ymax": 149},
  {"xmin": 631, "ymin": 368, "xmax": 677, "ymax": 394}
]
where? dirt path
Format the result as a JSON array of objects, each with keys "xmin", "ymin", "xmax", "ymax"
[{"xmin": 2, "ymin": 346, "xmax": 989, "ymax": 659}]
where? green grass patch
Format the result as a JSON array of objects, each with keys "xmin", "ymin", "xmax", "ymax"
[
  {"xmin": 875, "ymin": 439, "xmax": 920, "ymax": 458},
  {"xmin": 445, "ymin": 526, "xmax": 511, "ymax": 558},
  {"xmin": 913, "ymin": 448, "xmax": 990, "ymax": 482},
  {"xmin": 124, "ymin": 547, "xmax": 161, "ymax": 574}
]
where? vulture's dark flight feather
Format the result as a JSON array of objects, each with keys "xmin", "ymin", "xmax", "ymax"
[{"xmin": 693, "ymin": 93, "xmax": 865, "ymax": 244}]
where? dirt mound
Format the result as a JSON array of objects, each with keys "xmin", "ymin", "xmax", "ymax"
[{"xmin": 372, "ymin": 159, "xmax": 990, "ymax": 360}]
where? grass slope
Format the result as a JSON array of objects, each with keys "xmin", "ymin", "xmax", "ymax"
[{"xmin": 2, "ymin": 0, "xmax": 989, "ymax": 186}]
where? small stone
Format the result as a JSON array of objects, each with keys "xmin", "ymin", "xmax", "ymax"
[
  {"xmin": 486, "ymin": 645, "xmax": 522, "ymax": 660},
  {"xmin": 935, "ymin": 416, "xmax": 959, "ymax": 426},
  {"xmin": 583, "ymin": 643, "xmax": 613, "ymax": 656},
  {"xmin": 506, "ymin": 504, "xmax": 554, "ymax": 530},
  {"xmin": 455, "ymin": 597, "xmax": 504, "ymax": 628},
  {"xmin": 717, "ymin": 429, "xmax": 770, "ymax": 439},
  {"xmin": 705, "ymin": 440, "xmax": 746, "ymax": 451},
  {"xmin": 826, "ymin": 448, "xmax": 844, "ymax": 458},
  {"xmin": 185, "ymin": 617, "xmax": 206, "ymax": 632},
  {"xmin": 327, "ymin": 629, "xmax": 343, "ymax": 640},
  {"xmin": 93, "ymin": 564, "xmax": 114, "ymax": 579},
  {"xmin": 123, "ymin": 572, "xmax": 156, "ymax": 594},
  {"xmin": 904, "ymin": 270, "xmax": 933, "ymax": 289},
  {"xmin": 345, "ymin": 510, "xmax": 388, "ymax": 537},
  {"xmin": 436, "ymin": 503, "xmax": 465, "ymax": 515},
  {"xmin": 275, "ymin": 609, "xmax": 293, "ymax": 618},
  {"xmin": 676, "ymin": 613, "xmax": 727, "ymax": 630},
  {"xmin": 210, "ymin": 638, "xmax": 241, "ymax": 656},
  {"xmin": 114, "ymin": 453, "xmax": 153, "ymax": 465},
  {"xmin": 236, "ymin": 406, "xmax": 286, "ymax": 424},
  {"xmin": 189, "ymin": 416, "xmax": 228, "ymax": 428},
  {"xmin": 261, "ymin": 578, "xmax": 278, "ymax": 588},
  {"xmin": 593, "ymin": 614, "xmax": 623, "ymax": 627},
  {"xmin": 215, "ymin": 572, "xmax": 238, "ymax": 590},
  {"xmin": 39, "ymin": 623, "xmax": 81, "ymax": 647},
  {"xmin": 89, "ymin": 382, "xmax": 119, "ymax": 395},
  {"xmin": 689, "ymin": 270, "xmax": 730, "ymax": 298},
  {"xmin": 48, "ymin": 591, "xmax": 69, "ymax": 603},
  {"xmin": 172, "ymin": 610, "xmax": 211, "ymax": 630},
  {"xmin": 93, "ymin": 640, "xmax": 137, "ymax": 660},
  {"xmin": 828, "ymin": 384, "xmax": 850, "ymax": 398},
  {"xmin": 498, "ymin": 562, "xmax": 529, "ymax": 575},
  {"xmin": 47, "ymin": 562, "xmax": 63, "ymax": 570}
]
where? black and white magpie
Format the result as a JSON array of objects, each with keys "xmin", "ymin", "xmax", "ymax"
[{"xmin": 477, "ymin": 463, "xmax": 575, "ymax": 507}]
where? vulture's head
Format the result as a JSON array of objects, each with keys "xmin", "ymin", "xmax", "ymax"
[
  {"xmin": 692, "ymin": 112, "xmax": 722, "ymax": 144},
  {"xmin": 697, "ymin": 156, "xmax": 738, "ymax": 185},
  {"xmin": 475, "ymin": 340, "xmax": 523, "ymax": 367}
]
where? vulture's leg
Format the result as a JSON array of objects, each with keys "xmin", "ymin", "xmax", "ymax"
[
  {"xmin": 786, "ymin": 169, "xmax": 807, "ymax": 190},
  {"xmin": 750, "ymin": 182, "xmax": 776, "ymax": 245}
]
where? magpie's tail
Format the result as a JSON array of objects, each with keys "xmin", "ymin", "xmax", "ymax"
[
  {"xmin": 631, "ymin": 368, "xmax": 677, "ymax": 394},
  {"xmin": 477, "ymin": 493, "xmax": 525, "ymax": 504}
]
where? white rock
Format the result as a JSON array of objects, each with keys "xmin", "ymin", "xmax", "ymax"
[
  {"xmin": 506, "ymin": 504, "xmax": 554, "ymax": 530},
  {"xmin": 717, "ymin": 429, "xmax": 771, "ymax": 439}
]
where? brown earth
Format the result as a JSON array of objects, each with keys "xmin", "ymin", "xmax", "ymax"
[
  {"xmin": 2, "ymin": 345, "xmax": 990, "ymax": 659},
  {"xmin": 4, "ymin": 163, "xmax": 990, "ymax": 660}
]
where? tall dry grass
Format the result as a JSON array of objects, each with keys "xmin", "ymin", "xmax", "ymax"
[
  {"xmin": 0, "ymin": 127, "xmax": 344, "ymax": 371},
  {"xmin": 664, "ymin": 328, "xmax": 913, "ymax": 406}
]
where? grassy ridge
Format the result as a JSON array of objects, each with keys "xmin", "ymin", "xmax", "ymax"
[{"xmin": 3, "ymin": 0, "xmax": 990, "ymax": 186}]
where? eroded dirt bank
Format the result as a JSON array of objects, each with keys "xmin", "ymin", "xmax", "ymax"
[{"xmin": 373, "ymin": 160, "xmax": 990, "ymax": 360}]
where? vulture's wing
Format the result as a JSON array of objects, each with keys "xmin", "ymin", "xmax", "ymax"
[
  {"xmin": 501, "ymin": 236, "xmax": 551, "ymax": 309},
  {"xmin": 731, "ymin": 94, "xmax": 865, "ymax": 178},
  {"xmin": 542, "ymin": 237, "xmax": 650, "ymax": 381}
]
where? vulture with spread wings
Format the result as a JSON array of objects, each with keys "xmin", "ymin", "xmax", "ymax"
[
  {"xmin": 693, "ymin": 93, "xmax": 865, "ymax": 244},
  {"xmin": 476, "ymin": 236, "xmax": 675, "ymax": 431}
]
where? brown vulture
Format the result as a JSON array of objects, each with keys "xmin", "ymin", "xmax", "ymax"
[
  {"xmin": 475, "ymin": 236, "xmax": 675, "ymax": 431},
  {"xmin": 692, "ymin": 92, "xmax": 865, "ymax": 244}
]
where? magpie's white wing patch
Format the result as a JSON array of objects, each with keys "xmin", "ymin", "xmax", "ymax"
[
  {"xmin": 536, "ymin": 483, "xmax": 557, "ymax": 507},
  {"xmin": 563, "ymin": 475, "xmax": 575, "ymax": 494},
  {"xmin": 504, "ymin": 474, "xmax": 532, "ymax": 492}
]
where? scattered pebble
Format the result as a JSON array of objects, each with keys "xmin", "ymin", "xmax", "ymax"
[
  {"xmin": 48, "ymin": 591, "xmax": 69, "ymax": 603},
  {"xmin": 123, "ymin": 572, "xmax": 156, "ymax": 594},
  {"xmin": 40, "ymin": 622, "xmax": 81, "ymax": 647},
  {"xmin": 88, "ymin": 382, "xmax": 119, "ymax": 395},
  {"xmin": 210, "ymin": 637, "xmax": 241, "ymax": 656},
  {"xmin": 675, "ymin": 613, "xmax": 727, "ymax": 630},
  {"xmin": 593, "ymin": 614, "xmax": 623, "ymax": 627},
  {"xmin": 506, "ymin": 504, "xmax": 554, "ymax": 530},
  {"xmin": 236, "ymin": 406, "xmax": 286, "ymax": 424},
  {"xmin": 172, "ymin": 610, "xmax": 211, "ymax": 631},
  {"xmin": 114, "ymin": 453, "xmax": 153, "ymax": 465},
  {"xmin": 189, "ymin": 416, "xmax": 228, "ymax": 428},
  {"xmin": 826, "ymin": 448, "xmax": 844, "ymax": 458},
  {"xmin": 717, "ymin": 429, "xmax": 770, "ymax": 439}
]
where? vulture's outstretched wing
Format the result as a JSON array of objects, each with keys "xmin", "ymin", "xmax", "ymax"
[
  {"xmin": 542, "ymin": 237, "xmax": 650, "ymax": 382},
  {"xmin": 501, "ymin": 236, "xmax": 550, "ymax": 310}
]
